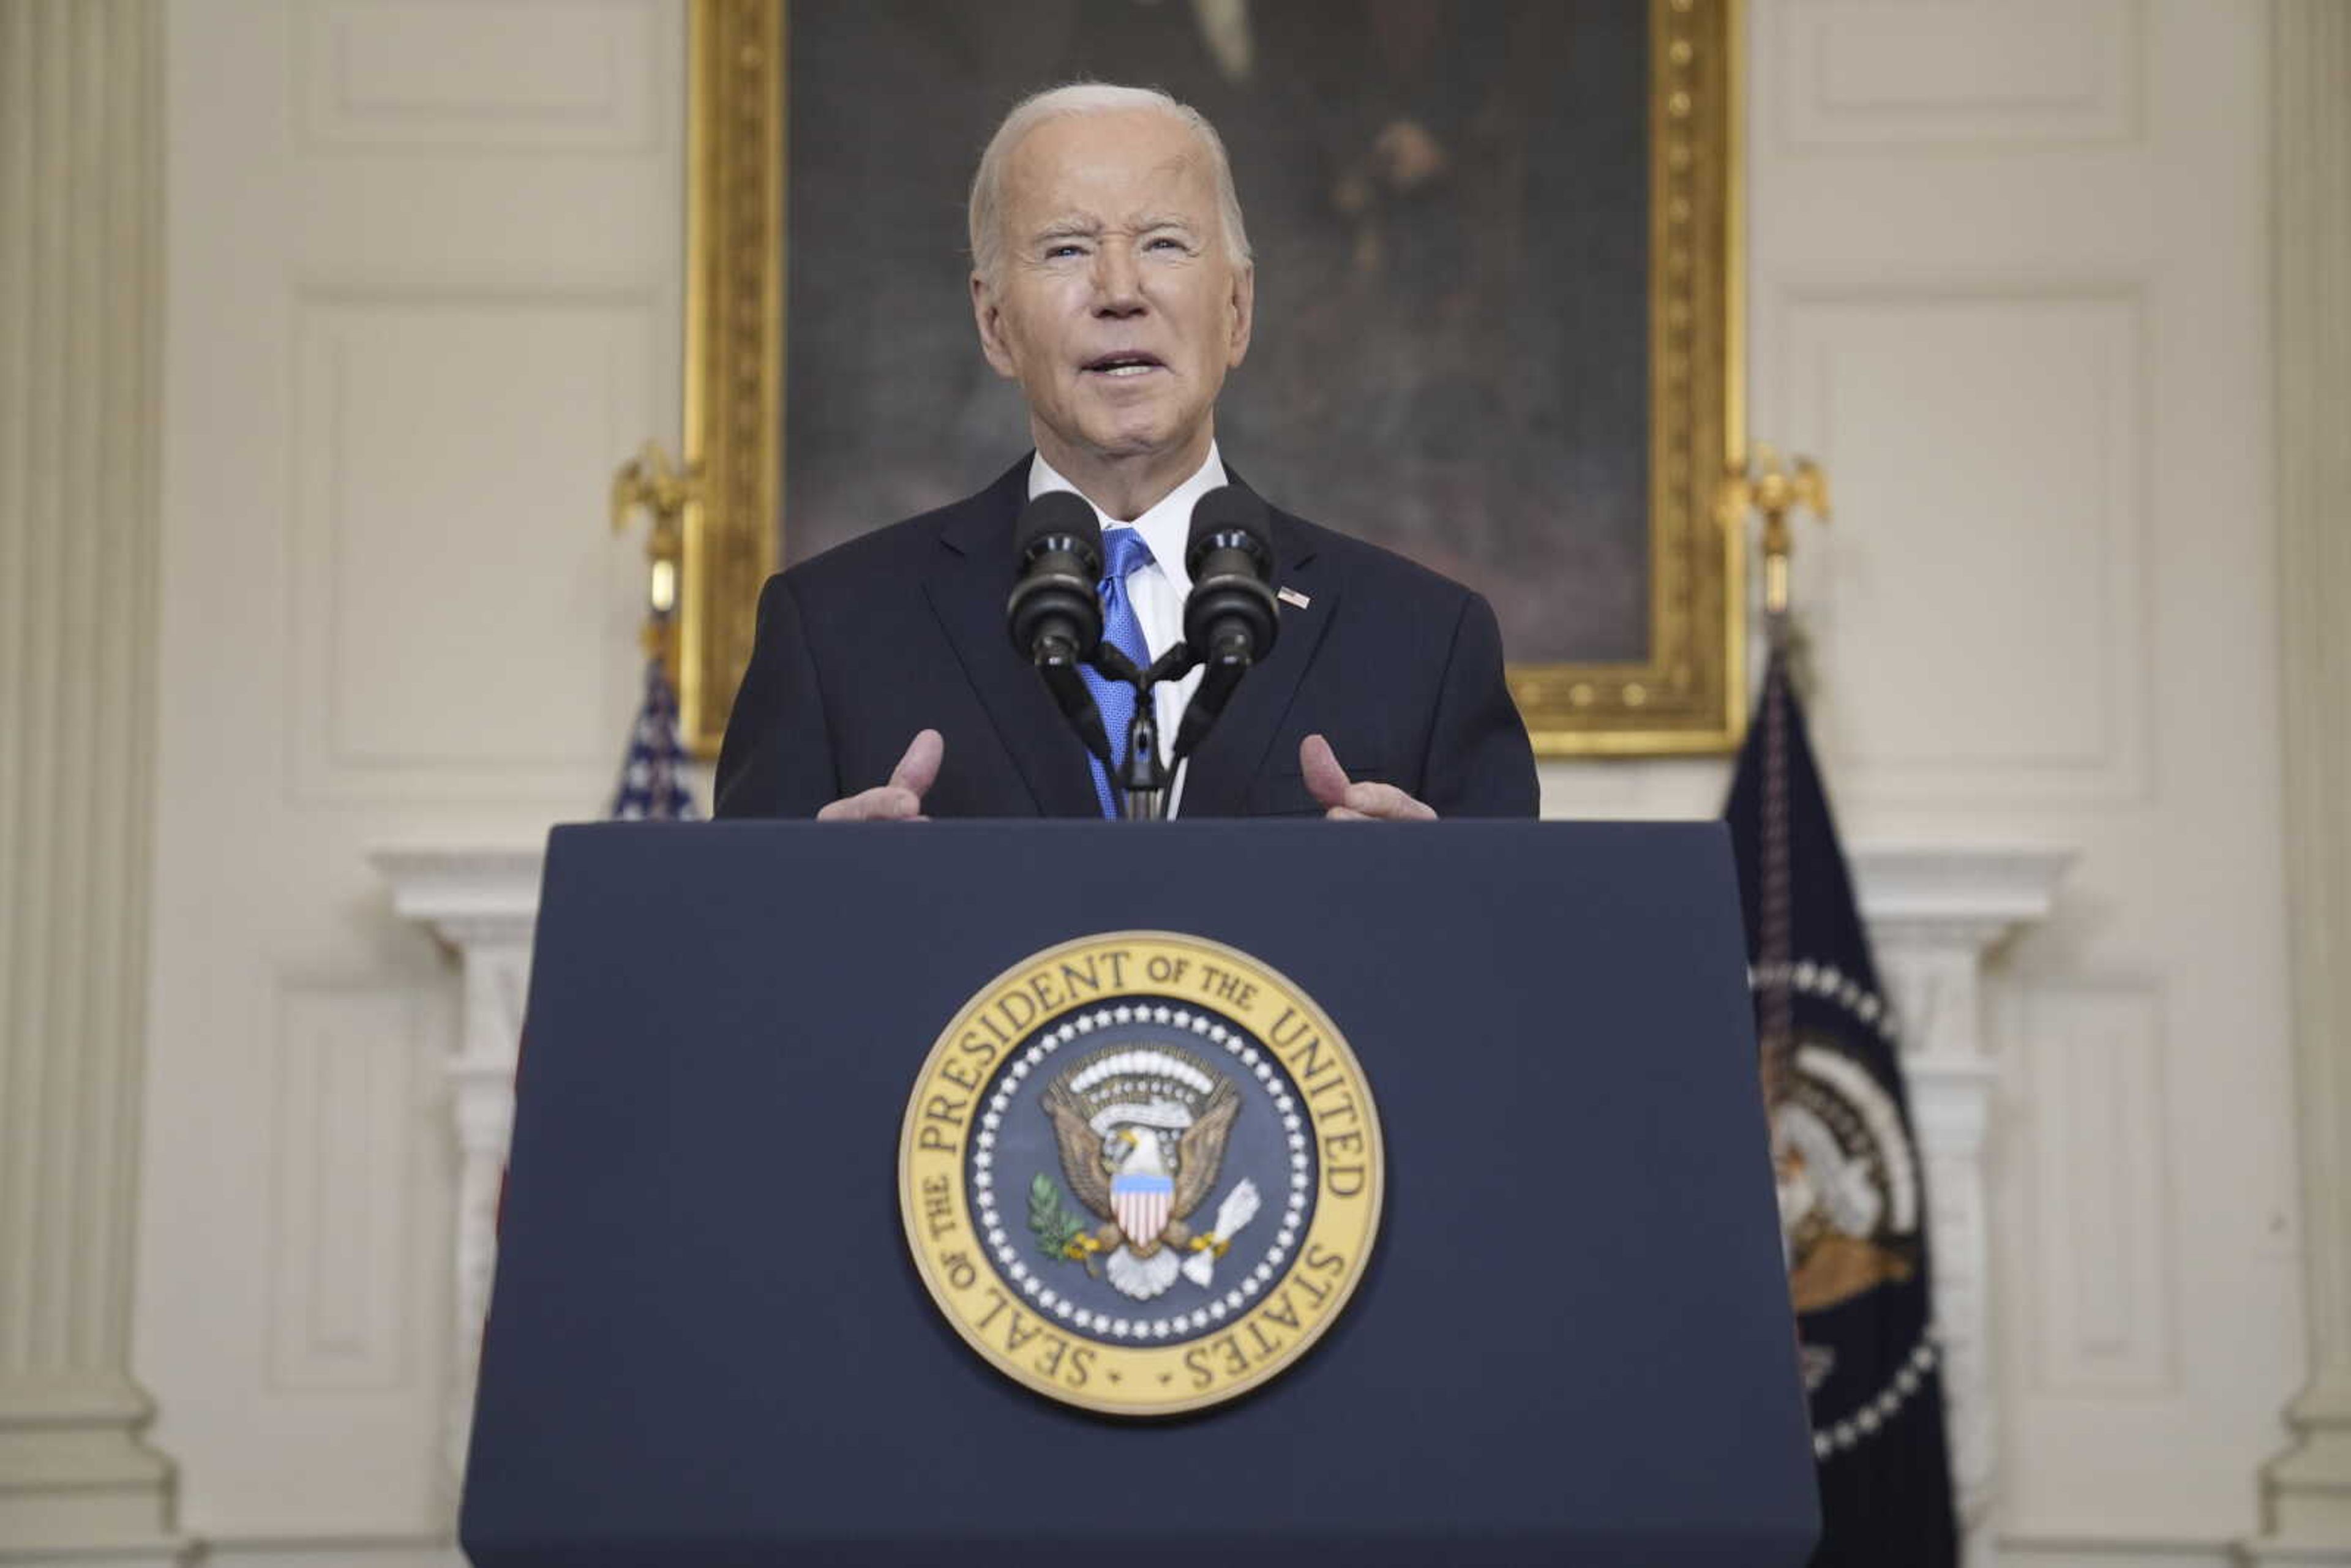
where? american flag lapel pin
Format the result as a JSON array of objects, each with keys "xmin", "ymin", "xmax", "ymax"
[{"xmin": 1277, "ymin": 587, "xmax": 1311, "ymax": 610}]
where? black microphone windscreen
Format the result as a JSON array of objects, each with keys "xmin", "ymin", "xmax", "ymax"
[
  {"xmin": 1014, "ymin": 491, "xmax": 1103, "ymax": 563},
  {"xmin": 1184, "ymin": 486, "xmax": 1272, "ymax": 576}
]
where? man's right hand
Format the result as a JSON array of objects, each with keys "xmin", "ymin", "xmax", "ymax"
[{"xmin": 816, "ymin": 729, "xmax": 943, "ymax": 821}]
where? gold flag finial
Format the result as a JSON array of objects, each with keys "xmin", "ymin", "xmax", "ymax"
[
  {"xmin": 610, "ymin": 441, "xmax": 702, "ymax": 661},
  {"xmin": 1721, "ymin": 445, "xmax": 1831, "ymax": 619}
]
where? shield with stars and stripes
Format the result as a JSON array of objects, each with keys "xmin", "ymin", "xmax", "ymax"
[{"xmin": 1111, "ymin": 1171, "xmax": 1174, "ymax": 1249}]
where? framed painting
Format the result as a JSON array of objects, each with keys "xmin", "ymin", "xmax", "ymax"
[{"xmin": 675, "ymin": 0, "xmax": 1744, "ymax": 757}]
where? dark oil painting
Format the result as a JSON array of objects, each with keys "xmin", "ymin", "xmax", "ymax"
[{"xmin": 780, "ymin": 0, "xmax": 1651, "ymax": 666}]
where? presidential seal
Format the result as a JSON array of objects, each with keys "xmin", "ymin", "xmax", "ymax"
[
  {"xmin": 1753, "ymin": 958, "xmax": 1943, "ymax": 1461},
  {"xmin": 899, "ymin": 932, "xmax": 1382, "ymax": 1416}
]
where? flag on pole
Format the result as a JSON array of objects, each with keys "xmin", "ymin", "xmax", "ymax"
[
  {"xmin": 1724, "ymin": 651, "xmax": 1959, "ymax": 1567},
  {"xmin": 607, "ymin": 656, "xmax": 699, "ymax": 821}
]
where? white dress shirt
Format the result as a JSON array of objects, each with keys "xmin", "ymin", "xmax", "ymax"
[{"xmin": 1027, "ymin": 445, "xmax": 1226, "ymax": 816}]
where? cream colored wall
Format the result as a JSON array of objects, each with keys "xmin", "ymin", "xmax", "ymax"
[
  {"xmin": 130, "ymin": 0, "xmax": 2298, "ymax": 1562},
  {"xmin": 140, "ymin": 0, "xmax": 681, "ymax": 1547},
  {"xmin": 1750, "ymin": 2, "xmax": 2295, "ymax": 1558},
  {"xmin": 1561, "ymin": 6, "xmax": 2299, "ymax": 1558},
  {"xmin": 1741, "ymin": 3, "xmax": 2297, "ymax": 1556}
]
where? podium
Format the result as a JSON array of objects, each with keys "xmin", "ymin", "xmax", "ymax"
[{"xmin": 460, "ymin": 820, "xmax": 1819, "ymax": 1566}]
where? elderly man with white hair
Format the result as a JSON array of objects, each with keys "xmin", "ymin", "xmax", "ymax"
[{"xmin": 714, "ymin": 83, "xmax": 1537, "ymax": 822}]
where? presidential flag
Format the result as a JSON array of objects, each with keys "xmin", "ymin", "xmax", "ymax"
[{"xmin": 1725, "ymin": 651, "xmax": 1959, "ymax": 1567}]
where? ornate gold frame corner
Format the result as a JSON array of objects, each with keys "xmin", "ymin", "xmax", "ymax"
[{"xmin": 679, "ymin": 0, "xmax": 1744, "ymax": 759}]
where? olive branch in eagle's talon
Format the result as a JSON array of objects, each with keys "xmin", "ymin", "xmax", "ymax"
[{"xmin": 1028, "ymin": 1172, "xmax": 1104, "ymax": 1274}]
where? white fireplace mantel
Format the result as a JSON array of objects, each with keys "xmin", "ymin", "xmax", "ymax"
[
  {"xmin": 373, "ymin": 838, "xmax": 2069, "ymax": 1539},
  {"xmin": 1853, "ymin": 844, "xmax": 2073, "ymax": 1555},
  {"xmin": 370, "ymin": 846, "xmax": 544, "ymax": 1489}
]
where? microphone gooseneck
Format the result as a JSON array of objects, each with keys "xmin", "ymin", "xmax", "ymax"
[{"xmin": 1173, "ymin": 486, "xmax": 1280, "ymax": 762}]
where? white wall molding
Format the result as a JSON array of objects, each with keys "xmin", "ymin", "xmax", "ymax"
[
  {"xmin": 298, "ymin": 0, "xmax": 665, "ymax": 155},
  {"xmin": 2006, "ymin": 1542, "xmax": 2234, "ymax": 1568},
  {"xmin": 265, "ymin": 986, "xmax": 427, "ymax": 1393},
  {"xmin": 1772, "ymin": 281, "xmax": 2154, "ymax": 808},
  {"xmin": 2243, "ymin": 2, "xmax": 2351, "ymax": 1562},
  {"xmin": 1853, "ymin": 846, "xmax": 2077, "ymax": 939},
  {"xmin": 370, "ymin": 848, "xmax": 543, "ymax": 1490},
  {"xmin": 1775, "ymin": 0, "xmax": 2146, "ymax": 151},
  {"xmin": 2017, "ymin": 983, "xmax": 2177, "ymax": 1398},
  {"xmin": 286, "ymin": 288, "xmax": 657, "ymax": 805},
  {"xmin": 0, "ymin": 1, "xmax": 180, "ymax": 1559}
]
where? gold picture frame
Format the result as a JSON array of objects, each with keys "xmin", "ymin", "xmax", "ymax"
[{"xmin": 677, "ymin": 0, "xmax": 1743, "ymax": 759}]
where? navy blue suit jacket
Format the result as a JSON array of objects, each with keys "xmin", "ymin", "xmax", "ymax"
[{"xmin": 713, "ymin": 459, "xmax": 1538, "ymax": 819}]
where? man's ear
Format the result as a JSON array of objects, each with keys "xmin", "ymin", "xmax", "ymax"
[
  {"xmin": 972, "ymin": 271, "xmax": 1018, "ymax": 380},
  {"xmin": 1225, "ymin": 262, "xmax": 1256, "ymax": 369}
]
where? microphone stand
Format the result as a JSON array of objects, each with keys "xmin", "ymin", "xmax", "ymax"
[{"xmin": 1089, "ymin": 643, "xmax": 1194, "ymax": 821}]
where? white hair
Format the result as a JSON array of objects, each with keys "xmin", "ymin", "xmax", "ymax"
[{"xmin": 967, "ymin": 82, "xmax": 1253, "ymax": 290}]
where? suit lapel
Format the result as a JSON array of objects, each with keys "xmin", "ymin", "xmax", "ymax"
[
  {"xmin": 1178, "ymin": 484, "xmax": 1338, "ymax": 817},
  {"xmin": 924, "ymin": 459, "xmax": 1103, "ymax": 817}
]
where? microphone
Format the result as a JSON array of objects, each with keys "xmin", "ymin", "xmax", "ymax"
[
  {"xmin": 1172, "ymin": 486, "xmax": 1280, "ymax": 761},
  {"xmin": 1006, "ymin": 492, "xmax": 1112, "ymax": 763},
  {"xmin": 1008, "ymin": 492, "xmax": 1103, "ymax": 664}
]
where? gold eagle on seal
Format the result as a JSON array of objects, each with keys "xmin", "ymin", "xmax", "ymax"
[{"xmin": 1038, "ymin": 1045, "xmax": 1259, "ymax": 1301}]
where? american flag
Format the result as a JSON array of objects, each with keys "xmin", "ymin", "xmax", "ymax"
[{"xmin": 607, "ymin": 656, "xmax": 700, "ymax": 821}]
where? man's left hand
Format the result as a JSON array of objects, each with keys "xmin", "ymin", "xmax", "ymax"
[{"xmin": 1299, "ymin": 734, "xmax": 1437, "ymax": 821}]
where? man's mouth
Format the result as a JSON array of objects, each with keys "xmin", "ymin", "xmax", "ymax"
[{"xmin": 1084, "ymin": 352, "xmax": 1166, "ymax": 378}]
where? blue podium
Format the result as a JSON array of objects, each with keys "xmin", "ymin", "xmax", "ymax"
[{"xmin": 460, "ymin": 820, "xmax": 1818, "ymax": 1566}]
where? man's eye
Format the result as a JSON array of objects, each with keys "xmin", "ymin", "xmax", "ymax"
[
  {"xmin": 1146, "ymin": 236, "xmax": 1187, "ymax": 252},
  {"xmin": 1046, "ymin": 243, "xmax": 1086, "ymax": 260}
]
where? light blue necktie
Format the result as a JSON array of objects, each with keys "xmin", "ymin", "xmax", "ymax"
[{"xmin": 1081, "ymin": 527, "xmax": 1155, "ymax": 818}]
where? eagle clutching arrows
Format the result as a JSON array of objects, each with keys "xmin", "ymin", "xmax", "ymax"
[{"xmin": 1040, "ymin": 1046, "xmax": 1262, "ymax": 1301}]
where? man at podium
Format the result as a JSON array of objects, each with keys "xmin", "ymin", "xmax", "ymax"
[
  {"xmin": 478, "ymin": 91, "xmax": 1823, "ymax": 1564},
  {"xmin": 713, "ymin": 83, "xmax": 1539, "ymax": 824}
]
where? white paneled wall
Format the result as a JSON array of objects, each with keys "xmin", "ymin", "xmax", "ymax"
[
  {"xmin": 129, "ymin": 1, "xmax": 2304, "ymax": 1564},
  {"xmin": 1560, "ymin": 2, "xmax": 2295, "ymax": 1562},
  {"xmin": 1738, "ymin": 0, "xmax": 2297, "ymax": 1557},
  {"xmin": 287, "ymin": 291, "xmax": 659, "ymax": 799},
  {"xmin": 1779, "ymin": 287, "xmax": 2152, "ymax": 803},
  {"xmin": 140, "ymin": 0, "xmax": 681, "ymax": 1547},
  {"xmin": 297, "ymin": 0, "xmax": 663, "ymax": 153},
  {"xmin": 1777, "ymin": 0, "xmax": 2143, "ymax": 148}
]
